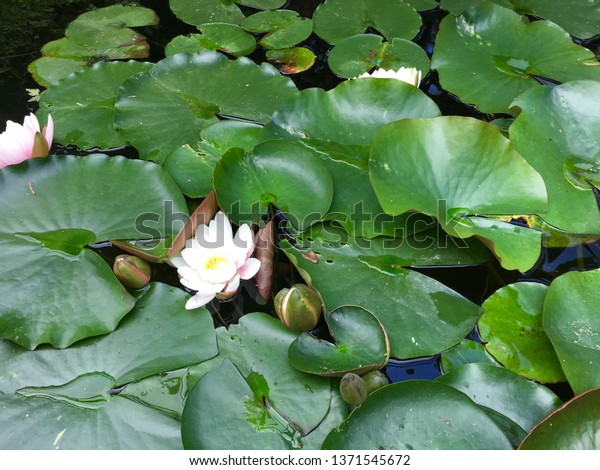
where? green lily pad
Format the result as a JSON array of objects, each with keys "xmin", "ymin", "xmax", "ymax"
[
  {"xmin": 0, "ymin": 155, "xmax": 188, "ymax": 349},
  {"xmin": 440, "ymin": 339, "xmax": 499, "ymax": 373},
  {"xmin": 509, "ymin": 81, "xmax": 600, "ymax": 235},
  {"xmin": 369, "ymin": 116, "xmax": 547, "ymax": 270},
  {"xmin": 37, "ymin": 61, "xmax": 153, "ymax": 150},
  {"xmin": 437, "ymin": 364, "xmax": 562, "ymax": 435},
  {"xmin": 543, "ymin": 269, "xmax": 600, "ymax": 394},
  {"xmin": 432, "ymin": 1, "xmax": 600, "ymax": 113},
  {"xmin": 478, "ymin": 282, "xmax": 565, "ymax": 383},
  {"xmin": 263, "ymin": 78, "xmax": 441, "ymax": 238},
  {"xmin": 313, "ymin": 0, "xmax": 422, "ymax": 45},
  {"xmin": 0, "ymin": 283, "xmax": 217, "ymax": 449},
  {"xmin": 114, "ymin": 51, "xmax": 298, "ymax": 163},
  {"xmin": 27, "ymin": 57, "xmax": 88, "ymax": 87},
  {"xmin": 520, "ymin": 388, "xmax": 600, "ymax": 449},
  {"xmin": 288, "ymin": 306, "xmax": 390, "ymax": 376},
  {"xmin": 442, "ymin": 0, "xmax": 600, "ymax": 39},
  {"xmin": 40, "ymin": 37, "xmax": 149, "ymax": 61},
  {"xmin": 266, "ymin": 47, "xmax": 316, "ymax": 74},
  {"xmin": 242, "ymin": 10, "xmax": 313, "ymax": 50},
  {"xmin": 182, "ymin": 313, "xmax": 336, "ymax": 449},
  {"xmin": 166, "ymin": 24, "xmax": 256, "ymax": 57},
  {"xmin": 281, "ymin": 225, "xmax": 484, "ymax": 359},
  {"xmin": 327, "ymin": 34, "xmax": 430, "ymax": 79},
  {"xmin": 170, "ymin": 0, "xmax": 286, "ymax": 27},
  {"xmin": 213, "ymin": 140, "xmax": 334, "ymax": 230},
  {"xmin": 322, "ymin": 380, "xmax": 513, "ymax": 449},
  {"xmin": 408, "ymin": 0, "xmax": 439, "ymax": 9}
]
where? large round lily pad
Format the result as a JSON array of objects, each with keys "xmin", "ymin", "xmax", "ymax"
[
  {"xmin": 0, "ymin": 155, "xmax": 188, "ymax": 349},
  {"xmin": 115, "ymin": 51, "xmax": 298, "ymax": 162},
  {"xmin": 432, "ymin": 1, "xmax": 600, "ymax": 114},
  {"xmin": 322, "ymin": 380, "xmax": 513, "ymax": 449}
]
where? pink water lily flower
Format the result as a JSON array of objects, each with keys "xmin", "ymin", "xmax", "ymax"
[
  {"xmin": 170, "ymin": 211, "xmax": 261, "ymax": 310},
  {"xmin": 0, "ymin": 113, "xmax": 53, "ymax": 168}
]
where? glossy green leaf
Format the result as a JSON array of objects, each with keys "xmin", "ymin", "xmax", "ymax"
[
  {"xmin": 0, "ymin": 155, "xmax": 187, "ymax": 349},
  {"xmin": 27, "ymin": 57, "xmax": 87, "ymax": 87},
  {"xmin": 510, "ymin": 81, "xmax": 600, "ymax": 234},
  {"xmin": 520, "ymin": 388, "xmax": 600, "ymax": 449},
  {"xmin": 0, "ymin": 283, "xmax": 217, "ymax": 449},
  {"xmin": 37, "ymin": 61, "xmax": 153, "ymax": 150},
  {"xmin": 313, "ymin": 0, "xmax": 422, "ymax": 45},
  {"xmin": 242, "ymin": 10, "xmax": 313, "ymax": 50},
  {"xmin": 327, "ymin": 34, "xmax": 430, "ymax": 79},
  {"xmin": 115, "ymin": 52, "xmax": 298, "ymax": 163},
  {"xmin": 478, "ymin": 282, "xmax": 565, "ymax": 382},
  {"xmin": 263, "ymin": 78, "xmax": 441, "ymax": 238},
  {"xmin": 440, "ymin": 339, "xmax": 499, "ymax": 373},
  {"xmin": 442, "ymin": 0, "xmax": 600, "ymax": 39},
  {"xmin": 169, "ymin": 0, "xmax": 245, "ymax": 27},
  {"xmin": 281, "ymin": 225, "xmax": 484, "ymax": 359},
  {"xmin": 437, "ymin": 364, "xmax": 562, "ymax": 434},
  {"xmin": 166, "ymin": 24, "xmax": 256, "ymax": 57},
  {"xmin": 369, "ymin": 116, "xmax": 547, "ymax": 270},
  {"xmin": 40, "ymin": 37, "xmax": 149, "ymax": 61},
  {"xmin": 408, "ymin": 0, "xmax": 439, "ymax": 9},
  {"xmin": 432, "ymin": 1, "xmax": 600, "ymax": 113},
  {"xmin": 213, "ymin": 140, "xmax": 334, "ymax": 230},
  {"xmin": 182, "ymin": 313, "xmax": 335, "ymax": 449},
  {"xmin": 322, "ymin": 380, "xmax": 513, "ymax": 449},
  {"xmin": 289, "ymin": 306, "xmax": 390, "ymax": 376},
  {"xmin": 543, "ymin": 269, "xmax": 600, "ymax": 394},
  {"xmin": 266, "ymin": 47, "xmax": 316, "ymax": 74}
]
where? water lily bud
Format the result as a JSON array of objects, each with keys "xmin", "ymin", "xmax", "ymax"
[
  {"xmin": 274, "ymin": 284, "xmax": 324, "ymax": 331},
  {"xmin": 361, "ymin": 370, "xmax": 390, "ymax": 394},
  {"xmin": 340, "ymin": 373, "xmax": 368, "ymax": 407},
  {"xmin": 113, "ymin": 255, "xmax": 151, "ymax": 289}
]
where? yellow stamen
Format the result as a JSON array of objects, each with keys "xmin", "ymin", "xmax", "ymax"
[{"xmin": 205, "ymin": 256, "xmax": 227, "ymax": 270}]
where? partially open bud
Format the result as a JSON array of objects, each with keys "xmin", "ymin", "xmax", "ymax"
[
  {"xmin": 361, "ymin": 370, "xmax": 390, "ymax": 394},
  {"xmin": 340, "ymin": 373, "xmax": 368, "ymax": 407},
  {"xmin": 274, "ymin": 284, "xmax": 324, "ymax": 331},
  {"xmin": 113, "ymin": 255, "xmax": 151, "ymax": 289}
]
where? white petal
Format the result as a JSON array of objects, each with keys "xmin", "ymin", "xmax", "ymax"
[
  {"xmin": 168, "ymin": 255, "xmax": 187, "ymax": 269},
  {"xmin": 181, "ymin": 247, "xmax": 205, "ymax": 271},
  {"xmin": 238, "ymin": 257, "xmax": 261, "ymax": 280},
  {"xmin": 223, "ymin": 274, "xmax": 240, "ymax": 293},
  {"xmin": 185, "ymin": 292, "xmax": 216, "ymax": 310},
  {"xmin": 233, "ymin": 224, "xmax": 254, "ymax": 254}
]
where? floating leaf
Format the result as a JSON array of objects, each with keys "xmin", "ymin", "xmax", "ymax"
[
  {"xmin": 115, "ymin": 51, "xmax": 298, "ymax": 163},
  {"xmin": 266, "ymin": 47, "xmax": 316, "ymax": 74},
  {"xmin": 242, "ymin": 10, "xmax": 313, "ymax": 50},
  {"xmin": 520, "ymin": 388, "xmax": 600, "ymax": 449},
  {"xmin": 322, "ymin": 380, "xmax": 513, "ymax": 449},
  {"xmin": 440, "ymin": 339, "xmax": 499, "ymax": 373},
  {"xmin": 169, "ymin": 0, "xmax": 245, "ymax": 27},
  {"xmin": 327, "ymin": 34, "xmax": 430, "ymax": 79},
  {"xmin": 281, "ymin": 225, "xmax": 484, "ymax": 359},
  {"xmin": 432, "ymin": 1, "xmax": 600, "ymax": 113},
  {"xmin": 263, "ymin": 78, "xmax": 441, "ymax": 238},
  {"xmin": 478, "ymin": 282, "xmax": 565, "ymax": 383},
  {"xmin": 213, "ymin": 140, "xmax": 334, "ymax": 230},
  {"xmin": 313, "ymin": 0, "xmax": 422, "ymax": 45},
  {"xmin": 166, "ymin": 24, "xmax": 256, "ymax": 57},
  {"xmin": 0, "ymin": 155, "xmax": 187, "ymax": 349},
  {"xmin": 543, "ymin": 269, "xmax": 600, "ymax": 394},
  {"xmin": 38, "ymin": 61, "xmax": 153, "ymax": 150},
  {"xmin": 27, "ymin": 57, "xmax": 88, "ymax": 88},
  {"xmin": 288, "ymin": 306, "xmax": 390, "ymax": 376},
  {"xmin": 509, "ymin": 81, "xmax": 600, "ymax": 235},
  {"xmin": 0, "ymin": 283, "xmax": 217, "ymax": 449}
]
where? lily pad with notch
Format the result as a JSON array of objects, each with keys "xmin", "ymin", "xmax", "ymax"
[
  {"xmin": 241, "ymin": 10, "xmax": 313, "ymax": 50},
  {"xmin": 165, "ymin": 24, "xmax": 256, "ymax": 57}
]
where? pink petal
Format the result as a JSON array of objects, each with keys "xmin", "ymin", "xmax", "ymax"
[
  {"xmin": 238, "ymin": 257, "xmax": 261, "ymax": 280},
  {"xmin": 42, "ymin": 114, "xmax": 53, "ymax": 149}
]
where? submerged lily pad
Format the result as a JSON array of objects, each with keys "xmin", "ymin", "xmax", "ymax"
[
  {"xmin": 369, "ymin": 116, "xmax": 547, "ymax": 271},
  {"xmin": 242, "ymin": 10, "xmax": 313, "ymax": 50},
  {"xmin": 432, "ymin": 1, "xmax": 600, "ymax": 113},
  {"xmin": 322, "ymin": 380, "xmax": 513, "ymax": 449},
  {"xmin": 478, "ymin": 282, "xmax": 565, "ymax": 383},
  {"xmin": 509, "ymin": 81, "xmax": 600, "ymax": 235},
  {"xmin": 38, "ymin": 61, "xmax": 152, "ymax": 150},
  {"xmin": 0, "ymin": 283, "xmax": 217, "ymax": 449},
  {"xmin": 115, "ymin": 51, "xmax": 298, "ymax": 163},
  {"xmin": 313, "ymin": 0, "xmax": 422, "ymax": 44},
  {"xmin": 543, "ymin": 269, "xmax": 600, "ymax": 394},
  {"xmin": 520, "ymin": 388, "xmax": 600, "ymax": 449},
  {"xmin": 0, "ymin": 155, "xmax": 187, "ymax": 349},
  {"xmin": 288, "ymin": 306, "xmax": 390, "ymax": 376}
]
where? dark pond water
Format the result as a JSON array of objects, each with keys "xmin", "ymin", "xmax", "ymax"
[{"xmin": 3, "ymin": 0, "xmax": 599, "ymax": 401}]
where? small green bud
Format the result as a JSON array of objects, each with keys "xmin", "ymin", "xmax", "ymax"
[
  {"xmin": 340, "ymin": 373, "xmax": 368, "ymax": 407},
  {"xmin": 361, "ymin": 370, "xmax": 390, "ymax": 394},
  {"xmin": 113, "ymin": 255, "xmax": 151, "ymax": 289},
  {"xmin": 274, "ymin": 284, "xmax": 324, "ymax": 331}
]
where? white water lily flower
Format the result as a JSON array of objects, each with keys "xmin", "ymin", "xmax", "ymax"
[
  {"xmin": 0, "ymin": 113, "xmax": 53, "ymax": 168},
  {"xmin": 355, "ymin": 67, "xmax": 422, "ymax": 87},
  {"xmin": 170, "ymin": 211, "xmax": 261, "ymax": 310}
]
